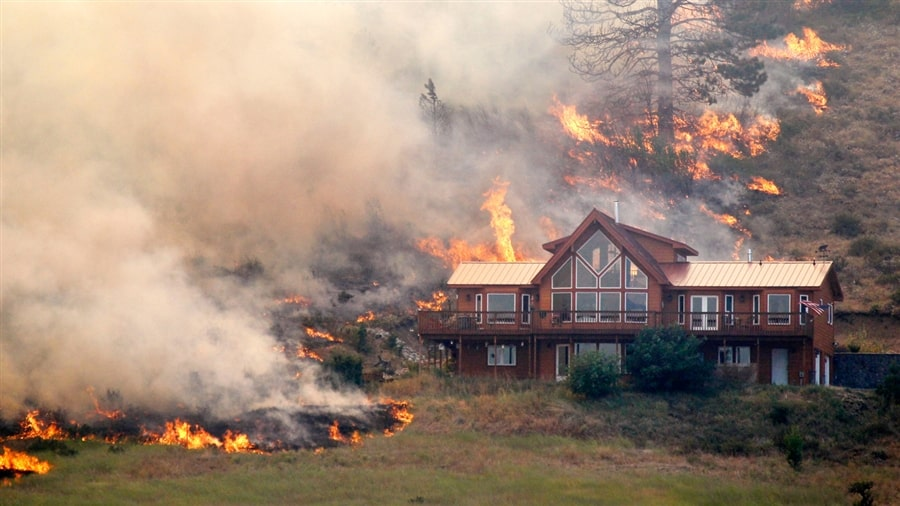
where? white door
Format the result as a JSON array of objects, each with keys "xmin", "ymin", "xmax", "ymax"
[
  {"xmin": 691, "ymin": 296, "xmax": 718, "ymax": 331},
  {"xmin": 556, "ymin": 344, "xmax": 569, "ymax": 381},
  {"xmin": 772, "ymin": 348, "xmax": 789, "ymax": 385},
  {"xmin": 824, "ymin": 356, "xmax": 831, "ymax": 386}
]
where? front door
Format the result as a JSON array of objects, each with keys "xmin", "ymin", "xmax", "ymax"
[
  {"xmin": 556, "ymin": 344, "xmax": 569, "ymax": 381},
  {"xmin": 772, "ymin": 348, "xmax": 789, "ymax": 385}
]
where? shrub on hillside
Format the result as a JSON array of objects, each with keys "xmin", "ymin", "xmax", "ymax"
[
  {"xmin": 625, "ymin": 326, "xmax": 715, "ymax": 393},
  {"xmin": 566, "ymin": 351, "xmax": 620, "ymax": 399},
  {"xmin": 325, "ymin": 353, "xmax": 364, "ymax": 387},
  {"xmin": 831, "ymin": 212, "xmax": 863, "ymax": 238},
  {"xmin": 875, "ymin": 363, "xmax": 900, "ymax": 411}
]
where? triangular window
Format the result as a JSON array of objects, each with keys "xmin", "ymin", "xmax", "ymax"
[{"xmin": 577, "ymin": 231, "xmax": 619, "ymax": 273}]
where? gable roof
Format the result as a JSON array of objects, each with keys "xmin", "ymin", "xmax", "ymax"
[
  {"xmin": 660, "ymin": 261, "xmax": 844, "ymax": 300},
  {"xmin": 447, "ymin": 262, "xmax": 546, "ymax": 287},
  {"xmin": 532, "ymin": 208, "xmax": 675, "ymax": 285}
]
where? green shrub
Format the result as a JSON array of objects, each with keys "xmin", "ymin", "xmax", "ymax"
[
  {"xmin": 831, "ymin": 212, "xmax": 863, "ymax": 238},
  {"xmin": 566, "ymin": 351, "xmax": 621, "ymax": 399},
  {"xmin": 325, "ymin": 353, "xmax": 364, "ymax": 387},
  {"xmin": 625, "ymin": 326, "xmax": 715, "ymax": 393},
  {"xmin": 875, "ymin": 362, "xmax": 900, "ymax": 410},
  {"xmin": 848, "ymin": 236, "xmax": 882, "ymax": 257},
  {"xmin": 782, "ymin": 426, "xmax": 804, "ymax": 471}
]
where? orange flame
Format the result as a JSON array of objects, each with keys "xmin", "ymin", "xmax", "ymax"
[
  {"xmin": 548, "ymin": 96, "xmax": 612, "ymax": 145},
  {"xmin": 297, "ymin": 346, "xmax": 324, "ymax": 362},
  {"xmin": 328, "ymin": 420, "xmax": 363, "ymax": 446},
  {"xmin": 793, "ymin": 0, "xmax": 831, "ymax": 9},
  {"xmin": 747, "ymin": 176, "xmax": 782, "ymax": 195},
  {"xmin": 481, "ymin": 177, "xmax": 517, "ymax": 262},
  {"xmin": 356, "ymin": 311, "xmax": 376, "ymax": 323},
  {"xmin": 381, "ymin": 398, "xmax": 414, "ymax": 437},
  {"xmin": 796, "ymin": 81, "xmax": 828, "ymax": 114},
  {"xmin": 750, "ymin": 27, "xmax": 846, "ymax": 67},
  {"xmin": 415, "ymin": 291, "xmax": 448, "ymax": 311},
  {"xmin": 1, "ymin": 446, "xmax": 52, "ymax": 476},
  {"xmin": 305, "ymin": 327, "xmax": 343, "ymax": 343},
  {"xmin": 145, "ymin": 419, "xmax": 260, "ymax": 453},
  {"xmin": 19, "ymin": 410, "xmax": 65, "ymax": 440},
  {"xmin": 86, "ymin": 387, "xmax": 125, "ymax": 420},
  {"xmin": 281, "ymin": 294, "xmax": 312, "ymax": 306}
]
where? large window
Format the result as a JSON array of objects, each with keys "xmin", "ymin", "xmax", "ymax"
[
  {"xmin": 552, "ymin": 292, "xmax": 572, "ymax": 323},
  {"xmin": 552, "ymin": 258, "xmax": 572, "ymax": 288},
  {"xmin": 487, "ymin": 345, "xmax": 516, "ymax": 366},
  {"xmin": 575, "ymin": 258, "xmax": 598, "ymax": 288},
  {"xmin": 576, "ymin": 292, "xmax": 598, "ymax": 322},
  {"xmin": 625, "ymin": 258, "xmax": 648, "ymax": 288},
  {"xmin": 599, "ymin": 259, "xmax": 621, "ymax": 288},
  {"xmin": 691, "ymin": 295, "xmax": 718, "ymax": 330},
  {"xmin": 625, "ymin": 293, "xmax": 648, "ymax": 323},
  {"xmin": 718, "ymin": 346, "xmax": 751, "ymax": 365},
  {"xmin": 487, "ymin": 293, "xmax": 515, "ymax": 324},
  {"xmin": 600, "ymin": 292, "xmax": 620, "ymax": 322},
  {"xmin": 767, "ymin": 294, "xmax": 791, "ymax": 325},
  {"xmin": 578, "ymin": 231, "xmax": 619, "ymax": 272}
]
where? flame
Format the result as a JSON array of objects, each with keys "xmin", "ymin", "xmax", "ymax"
[
  {"xmin": 281, "ymin": 294, "xmax": 312, "ymax": 306},
  {"xmin": 750, "ymin": 27, "xmax": 846, "ymax": 67},
  {"xmin": 1, "ymin": 447, "xmax": 52, "ymax": 476},
  {"xmin": 699, "ymin": 204, "xmax": 752, "ymax": 259},
  {"xmin": 381, "ymin": 398, "xmax": 414, "ymax": 437},
  {"xmin": 86, "ymin": 387, "xmax": 125, "ymax": 420},
  {"xmin": 356, "ymin": 311, "xmax": 376, "ymax": 323},
  {"xmin": 222, "ymin": 430, "xmax": 260, "ymax": 454},
  {"xmin": 747, "ymin": 176, "xmax": 782, "ymax": 195},
  {"xmin": 794, "ymin": 0, "xmax": 831, "ymax": 9},
  {"xmin": 328, "ymin": 420, "xmax": 362, "ymax": 446},
  {"xmin": 19, "ymin": 410, "xmax": 66, "ymax": 440},
  {"xmin": 415, "ymin": 290, "xmax": 448, "ymax": 311},
  {"xmin": 563, "ymin": 174, "xmax": 623, "ymax": 193},
  {"xmin": 678, "ymin": 111, "xmax": 780, "ymax": 161},
  {"xmin": 296, "ymin": 346, "xmax": 324, "ymax": 362},
  {"xmin": 796, "ymin": 81, "xmax": 828, "ymax": 114},
  {"xmin": 143, "ymin": 419, "xmax": 260, "ymax": 453},
  {"xmin": 548, "ymin": 96, "xmax": 612, "ymax": 145},
  {"xmin": 305, "ymin": 327, "xmax": 342, "ymax": 343},
  {"xmin": 480, "ymin": 177, "xmax": 517, "ymax": 262},
  {"xmin": 539, "ymin": 216, "xmax": 560, "ymax": 241}
]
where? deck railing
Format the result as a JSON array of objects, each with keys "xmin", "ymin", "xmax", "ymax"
[{"xmin": 417, "ymin": 310, "xmax": 816, "ymax": 337}]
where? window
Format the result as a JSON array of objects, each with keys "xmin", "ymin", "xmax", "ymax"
[
  {"xmin": 577, "ymin": 230, "xmax": 619, "ymax": 272},
  {"xmin": 799, "ymin": 294, "xmax": 809, "ymax": 325},
  {"xmin": 724, "ymin": 294, "xmax": 735, "ymax": 326},
  {"xmin": 752, "ymin": 294, "xmax": 760, "ymax": 325},
  {"xmin": 718, "ymin": 346, "xmax": 751, "ymax": 365},
  {"xmin": 691, "ymin": 295, "xmax": 718, "ymax": 330},
  {"xmin": 625, "ymin": 258, "xmax": 648, "ymax": 288},
  {"xmin": 552, "ymin": 258, "xmax": 572, "ymax": 289},
  {"xmin": 575, "ymin": 342, "xmax": 597, "ymax": 355},
  {"xmin": 599, "ymin": 292, "xmax": 620, "ymax": 322},
  {"xmin": 678, "ymin": 295, "xmax": 685, "ymax": 324},
  {"xmin": 487, "ymin": 293, "xmax": 515, "ymax": 324},
  {"xmin": 825, "ymin": 303, "xmax": 833, "ymax": 325},
  {"xmin": 625, "ymin": 292, "xmax": 648, "ymax": 323},
  {"xmin": 552, "ymin": 292, "xmax": 572, "ymax": 323},
  {"xmin": 575, "ymin": 258, "xmax": 598, "ymax": 288},
  {"xmin": 475, "ymin": 294, "xmax": 483, "ymax": 324},
  {"xmin": 576, "ymin": 292, "xmax": 598, "ymax": 322},
  {"xmin": 487, "ymin": 345, "xmax": 516, "ymax": 366},
  {"xmin": 521, "ymin": 294, "xmax": 531, "ymax": 324},
  {"xmin": 767, "ymin": 294, "xmax": 790, "ymax": 325},
  {"xmin": 599, "ymin": 258, "xmax": 621, "ymax": 288}
]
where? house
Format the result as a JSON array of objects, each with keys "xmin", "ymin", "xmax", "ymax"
[{"xmin": 417, "ymin": 208, "xmax": 843, "ymax": 385}]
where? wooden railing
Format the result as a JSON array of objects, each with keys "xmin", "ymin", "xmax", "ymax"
[{"xmin": 417, "ymin": 310, "xmax": 816, "ymax": 338}]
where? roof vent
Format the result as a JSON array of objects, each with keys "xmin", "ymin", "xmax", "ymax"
[
  {"xmin": 614, "ymin": 201, "xmax": 620, "ymax": 224},
  {"xmin": 747, "ymin": 248, "xmax": 752, "ymax": 263}
]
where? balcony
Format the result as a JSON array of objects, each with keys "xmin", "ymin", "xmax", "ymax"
[{"xmin": 417, "ymin": 310, "xmax": 815, "ymax": 338}]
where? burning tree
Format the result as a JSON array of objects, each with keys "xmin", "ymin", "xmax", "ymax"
[{"xmin": 558, "ymin": 0, "xmax": 772, "ymax": 144}]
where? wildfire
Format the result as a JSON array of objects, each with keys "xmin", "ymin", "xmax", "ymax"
[
  {"xmin": 415, "ymin": 291, "xmax": 448, "ymax": 311},
  {"xmin": 19, "ymin": 410, "xmax": 65, "ymax": 440},
  {"xmin": 563, "ymin": 174, "xmax": 622, "ymax": 193},
  {"xmin": 356, "ymin": 311, "xmax": 376, "ymax": 323},
  {"xmin": 677, "ymin": 110, "xmax": 780, "ymax": 161},
  {"xmin": 794, "ymin": 0, "xmax": 831, "ymax": 9},
  {"xmin": 699, "ymin": 204, "xmax": 753, "ymax": 259},
  {"xmin": 750, "ymin": 27, "xmax": 846, "ymax": 68},
  {"xmin": 747, "ymin": 176, "xmax": 782, "ymax": 195},
  {"xmin": 297, "ymin": 346, "xmax": 324, "ymax": 362},
  {"xmin": 86, "ymin": 387, "xmax": 125, "ymax": 420},
  {"xmin": 796, "ymin": 81, "xmax": 828, "ymax": 114},
  {"xmin": 381, "ymin": 399, "xmax": 414, "ymax": 437},
  {"xmin": 281, "ymin": 294, "xmax": 312, "ymax": 306},
  {"xmin": 548, "ymin": 96, "xmax": 612, "ymax": 145},
  {"xmin": 480, "ymin": 177, "xmax": 517, "ymax": 262},
  {"xmin": 1, "ymin": 447, "xmax": 52, "ymax": 477},
  {"xmin": 146, "ymin": 419, "xmax": 260, "ymax": 453},
  {"xmin": 305, "ymin": 327, "xmax": 342, "ymax": 343},
  {"xmin": 328, "ymin": 420, "xmax": 363, "ymax": 446}
]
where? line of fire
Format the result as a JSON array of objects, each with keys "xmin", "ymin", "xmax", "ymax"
[{"xmin": 418, "ymin": 207, "xmax": 843, "ymax": 387}]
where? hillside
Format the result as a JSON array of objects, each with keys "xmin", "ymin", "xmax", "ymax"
[{"xmin": 745, "ymin": 1, "xmax": 900, "ymax": 315}]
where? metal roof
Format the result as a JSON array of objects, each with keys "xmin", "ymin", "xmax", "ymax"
[
  {"xmin": 660, "ymin": 261, "xmax": 834, "ymax": 288},
  {"xmin": 447, "ymin": 262, "xmax": 546, "ymax": 286}
]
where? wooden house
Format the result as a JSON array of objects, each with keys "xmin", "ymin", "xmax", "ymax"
[{"xmin": 417, "ymin": 208, "xmax": 843, "ymax": 385}]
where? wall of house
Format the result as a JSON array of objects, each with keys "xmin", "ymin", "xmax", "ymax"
[
  {"xmin": 633, "ymin": 236, "xmax": 679, "ymax": 263},
  {"xmin": 457, "ymin": 338, "xmax": 532, "ymax": 379}
]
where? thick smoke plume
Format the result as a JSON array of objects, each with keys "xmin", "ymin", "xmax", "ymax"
[{"xmin": 2, "ymin": 3, "xmax": 783, "ymax": 419}]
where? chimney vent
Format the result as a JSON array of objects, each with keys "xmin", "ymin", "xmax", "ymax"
[
  {"xmin": 747, "ymin": 248, "xmax": 752, "ymax": 263},
  {"xmin": 614, "ymin": 201, "xmax": 620, "ymax": 223}
]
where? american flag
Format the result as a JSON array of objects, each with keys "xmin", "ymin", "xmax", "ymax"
[{"xmin": 800, "ymin": 300, "xmax": 825, "ymax": 316}]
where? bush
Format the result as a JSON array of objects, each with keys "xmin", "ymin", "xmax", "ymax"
[
  {"xmin": 625, "ymin": 326, "xmax": 715, "ymax": 393},
  {"xmin": 831, "ymin": 212, "xmax": 863, "ymax": 238},
  {"xmin": 325, "ymin": 353, "xmax": 364, "ymax": 387},
  {"xmin": 566, "ymin": 351, "xmax": 620, "ymax": 399},
  {"xmin": 875, "ymin": 362, "xmax": 900, "ymax": 410},
  {"xmin": 781, "ymin": 426, "xmax": 804, "ymax": 471}
]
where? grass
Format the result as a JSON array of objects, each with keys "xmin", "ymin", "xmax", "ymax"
[{"xmin": 4, "ymin": 374, "xmax": 899, "ymax": 504}]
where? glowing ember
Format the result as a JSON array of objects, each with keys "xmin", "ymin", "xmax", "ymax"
[
  {"xmin": 796, "ymin": 81, "xmax": 828, "ymax": 114},
  {"xmin": 415, "ymin": 291, "xmax": 448, "ymax": 311},
  {"xmin": 481, "ymin": 177, "xmax": 517, "ymax": 262},
  {"xmin": 750, "ymin": 27, "xmax": 846, "ymax": 68},
  {"xmin": 305, "ymin": 327, "xmax": 342, "ymax": 342},
  {"xmin": 0, "ymin": 446, "xmax": 52, "ymax": 476},
  {"xmin": 747, "ymin": 176, "xmax": 782, "ymax": 195},
  {"xmin": 356, "ymin": 311, "xmax": 376, "ymax": 323},
  {"xmin": 19, "ymin": 410, "xmax": 65, "ymax": 440},
  {"xmin": 297, "ymin": 346, "xmax": 324, "ymax": 362}
]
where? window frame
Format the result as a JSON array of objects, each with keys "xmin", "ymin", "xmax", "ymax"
[
  {"xmin": 487, "ymin": 293, "xmax": 516, "ymax": 324},
  {"xmin": 767, "ymin": 293, "xmax": 791, "ymax": 325},
  {"xmin": 487, "ymin": 344, "xmax": 517, "ymax": 366}
]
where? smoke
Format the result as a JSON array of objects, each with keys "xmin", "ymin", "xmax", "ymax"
[{"xmin": 1, "ymin": 3, "xmax": 578, "ymax": 418}]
